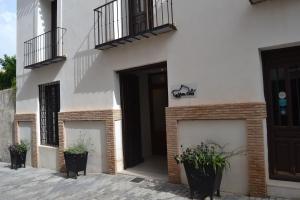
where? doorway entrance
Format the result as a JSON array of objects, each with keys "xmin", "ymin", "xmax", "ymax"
[
  {"xmin": 262, "ymin": 46, "xmax": 300, "ymax": 182},
  {"xmin": 51, "ymin": 0, "xmax": 57, "ymax": 58},
  {"xmin": 119, "ymin": 62, "xmax": 168, "ymax": 179},
  {"xmin": 130, "ymin": 0, "xmax": 153, "ymax": 34}
]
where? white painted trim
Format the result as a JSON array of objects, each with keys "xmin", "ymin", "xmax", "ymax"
[{"xmin": 39, "ymin": 145, "xmax": 59, "ymax": 150}]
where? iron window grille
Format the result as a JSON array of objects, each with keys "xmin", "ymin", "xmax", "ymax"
[{"xmin": 39, "ymin": 81, "xmax": 60, "ymax": 146}]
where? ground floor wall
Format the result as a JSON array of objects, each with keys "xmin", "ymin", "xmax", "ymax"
[
  {"xmin": 14, "ymin": 102, "xmax": 300, "ymax": 198},
  {"xmin": 19, "ymin": 122, "xmax": 32, "ymax": 166},
  {"xmin": 14, "ymin": 110, "xmax": 121, "ymax": 174},
  {"xmin": 178, "ymin": 120, "xmax": 248, "ymax": 194},
  {"xmin": 64, "ymin": 121, "xmax": 107, "ymax": 173},
  {"xmin": 39, "ymin": 146, "xmax": 58, "ymax": 170},
  {"xmin": 57, "ymin": 110, "xmax": 122, "ymax": 173}
]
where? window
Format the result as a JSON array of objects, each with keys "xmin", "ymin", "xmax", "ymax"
[{"xmin": 39, "ymin": 81, "xmax": 60, "ymax": 146}]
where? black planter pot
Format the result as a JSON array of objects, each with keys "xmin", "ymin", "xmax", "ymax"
[
  {"xmin": 64, "ymin": 151, "xmax": 88, "ymax": 179},
  {"xmin": 9, "ymin": 149, "xmax": 27, "ymax": 169},
  {"xmin": 183, "ymin": 162, "xmax": 223, "ymax": 200}
]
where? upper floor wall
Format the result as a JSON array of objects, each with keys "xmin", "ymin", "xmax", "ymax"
[{"xmin": 16, "ymin": 0, "xmax": 300, "ymax": 113}]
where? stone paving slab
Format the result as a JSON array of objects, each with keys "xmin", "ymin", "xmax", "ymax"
[{"xmin": 0, "ymin": 163, "xmax": 290, "ymax": 200}]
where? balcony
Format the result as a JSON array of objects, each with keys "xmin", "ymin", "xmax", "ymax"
[
  {"xmin": 24, "ymin": 27, "xmax": 66, "ymax": 69},
  {"xmin": 249, "ymin": 0, "xmax": 267, "ymax": 4},
  {"xmin": 94, "ymin": 0, "xmax": 176, "ymax": 50}
]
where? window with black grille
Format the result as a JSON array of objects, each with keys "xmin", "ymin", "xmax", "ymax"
[{"xmin": 39, "ymin": 81, "xmax": 60, "ymax": 146}]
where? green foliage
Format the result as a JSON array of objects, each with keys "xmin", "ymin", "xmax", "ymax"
[
  {"xmin": 64, "ymin": 135, "xmax": 93, "ymax": 155},
  {"xmin": 175, "ymin": 142, "xmax": 245, "ymax": 172},
  {"xmin": 11, "ymin": 77, "xmax": 16, "ymax": 91},
  {"xmin": 17, "ymin": 141, "xmax": 28, "ymax": 153},
  {"xmin": 64, "ymin": 144, "xmax": 87, "ymax": 154},
  {"xmin": 0, "ymin": 55, "xmax": 16, "ymax": 90},
  {"xmin": 9, "ymin": 140, "xmax": 29, "ymax": 154}
]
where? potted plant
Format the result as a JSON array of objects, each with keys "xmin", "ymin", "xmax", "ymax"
[
  {"xmin": 64, "ymin": 136, "xmax": 92, "ymax": 179},
  {"xmin": 175, "ymin": 142, "xmax": 244, "ymax": 200},
  {"xmin": 8, "ymin": 141, "xmax": 28, "ymax": 169}
]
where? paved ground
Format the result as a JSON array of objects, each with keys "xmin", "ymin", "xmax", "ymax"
[{"xmin": 0, "ymin": 163, "xmax": 290, "ymax": 200}]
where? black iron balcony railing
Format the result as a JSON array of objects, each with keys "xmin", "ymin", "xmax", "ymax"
[
  {"xmin": 24, "ymin": 27, "xmax": 66, "ymax": 69},
  {"xmin": 94, "ymin": 0, "xmax": 176, "ymax": 50},
  {"xmin": 249, "ymin": 0, "xmax": 267, "ymax": 4}
]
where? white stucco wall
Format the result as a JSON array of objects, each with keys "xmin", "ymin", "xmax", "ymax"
[
  {"xmin": 39, "ymin": 145, "xmax": 58, "ymax": 170},
  {"xmin": 19, "ymin": 122, "xmax": 32, "ymax": 166},
  {"xmin": 115, "ymin": 120, "xmax": 123, "ymax": 172},
  {"xmin": 65, "ymin": 121, "xmax": 107, "ymax": 173},
  {"xmin": 17, "ymin": 0, "xmax": 300, "ymax": 113},
  {"xmin": 16, "ymin": 0, "xmax": 300, "ymax": 196},
  {"xmin": 178, "ymin": 120, "xmax": 248, "ymax": 195}
]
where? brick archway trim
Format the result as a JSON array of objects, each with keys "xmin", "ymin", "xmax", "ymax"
[
  {"xmin": 58, "ymin": 109, "xmax": 122, "ymax": 174},
  {"xmin": 165, "ymin": 102, "xmax": 267, "ymax": 197},
  {"xmin": 14, "ymin": 114, "xmax": 38, "ymax": 168}
]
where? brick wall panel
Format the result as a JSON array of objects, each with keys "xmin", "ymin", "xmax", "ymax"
[
  {"xmin": 14, "ymin": 114, "xmax": 38, "ymax": 168},
  {"xmin": 58, "ymin": 110, "xmax": 121, "ymax": 174},
  {"xmin": 166, "ymin": 103, "xmax": 267, "ymax": 197}
]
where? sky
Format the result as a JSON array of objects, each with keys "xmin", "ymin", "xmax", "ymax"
[{"xmin": 0, "ymin": 0, "xmax": 16, "ymax": 59}]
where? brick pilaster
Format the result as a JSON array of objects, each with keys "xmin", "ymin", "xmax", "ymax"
[
  {"xmin": 166, "ymin": 119, "xmax": 180, "ymax": 183},
  {"xmin": 247, "ymin": 119, "xmax": 267, "ymax": 196}
]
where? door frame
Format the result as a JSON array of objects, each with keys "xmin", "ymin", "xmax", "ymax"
[
  {"xmin": 118, "ymin": 62, "xmax": 168, "ymax": 169},
  {"xmin": 119, "ymin": 72, "xmax": 143, "ymax": 169},
  {"xmin": 262, "ymin": 46, "xmax": 300, "ymax": 182}
]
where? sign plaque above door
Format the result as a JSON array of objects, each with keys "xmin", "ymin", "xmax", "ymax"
[{"xmin": 171, "ymin": 84, "xmax": 196, "ymax": 99}]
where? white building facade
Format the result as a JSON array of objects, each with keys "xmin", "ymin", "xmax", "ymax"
[{"xmin": 16, "ymin": 0, "xmax": 300, "ymax": 198}]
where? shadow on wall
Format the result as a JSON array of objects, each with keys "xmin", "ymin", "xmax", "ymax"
[
  {"xmin": 72, "ymin": 9, "xmax": 176, "ymax": 105},
  {"xmin": 17, "ymin": 62, "xmax": 63, "ymax": 101},
  {"xmin": 38, "ymin": 0, "xmax": 52, "ymax": 33},
  {"xmin": 17, "ymin": 0, "xmax": 38, "ymax": 19},
  {"xmin": 73, "ymin": 26, "xmax": 113, "ymax": 94},
  {"xmin": 73, "ymin": 24, "xmax": 174, "ymax": 96}
]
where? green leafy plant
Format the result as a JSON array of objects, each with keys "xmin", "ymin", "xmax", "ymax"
[
  {"xmin": 0, "ymin": 55, "xmax": 16, "ymax": 90},
  {"xmin": 175, "ymin": 142, "xmax": 245, "ymax": 172},
  {"xmin": 9, "ymin": 140, "xmax": 29, "ymax": 154},
  {"xmin": 64, "ymin": 144, "xmax": 87, "ymax": 154},
  {"xmin": 64, "ymin": 134, "xmax": 93, "ymax": 154}
]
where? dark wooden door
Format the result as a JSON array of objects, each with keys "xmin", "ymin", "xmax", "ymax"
[
  {"xmin": 51, "ymin": 0, "xmax": 57, "ymax": 58},
  {"xmin": 130, "ymin": 0, "xmax": 148, "ymax": 34},
  {"xmin": 149, "ymin": 72, "xmax": 168, "ymax": 155},
  {"xmin": 120, "ymin": 73, "xmax": 143, "ymax": 169},
  {"xmin": 262, "ymin": 46, "xmax": 300, "ymax": 182}
]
